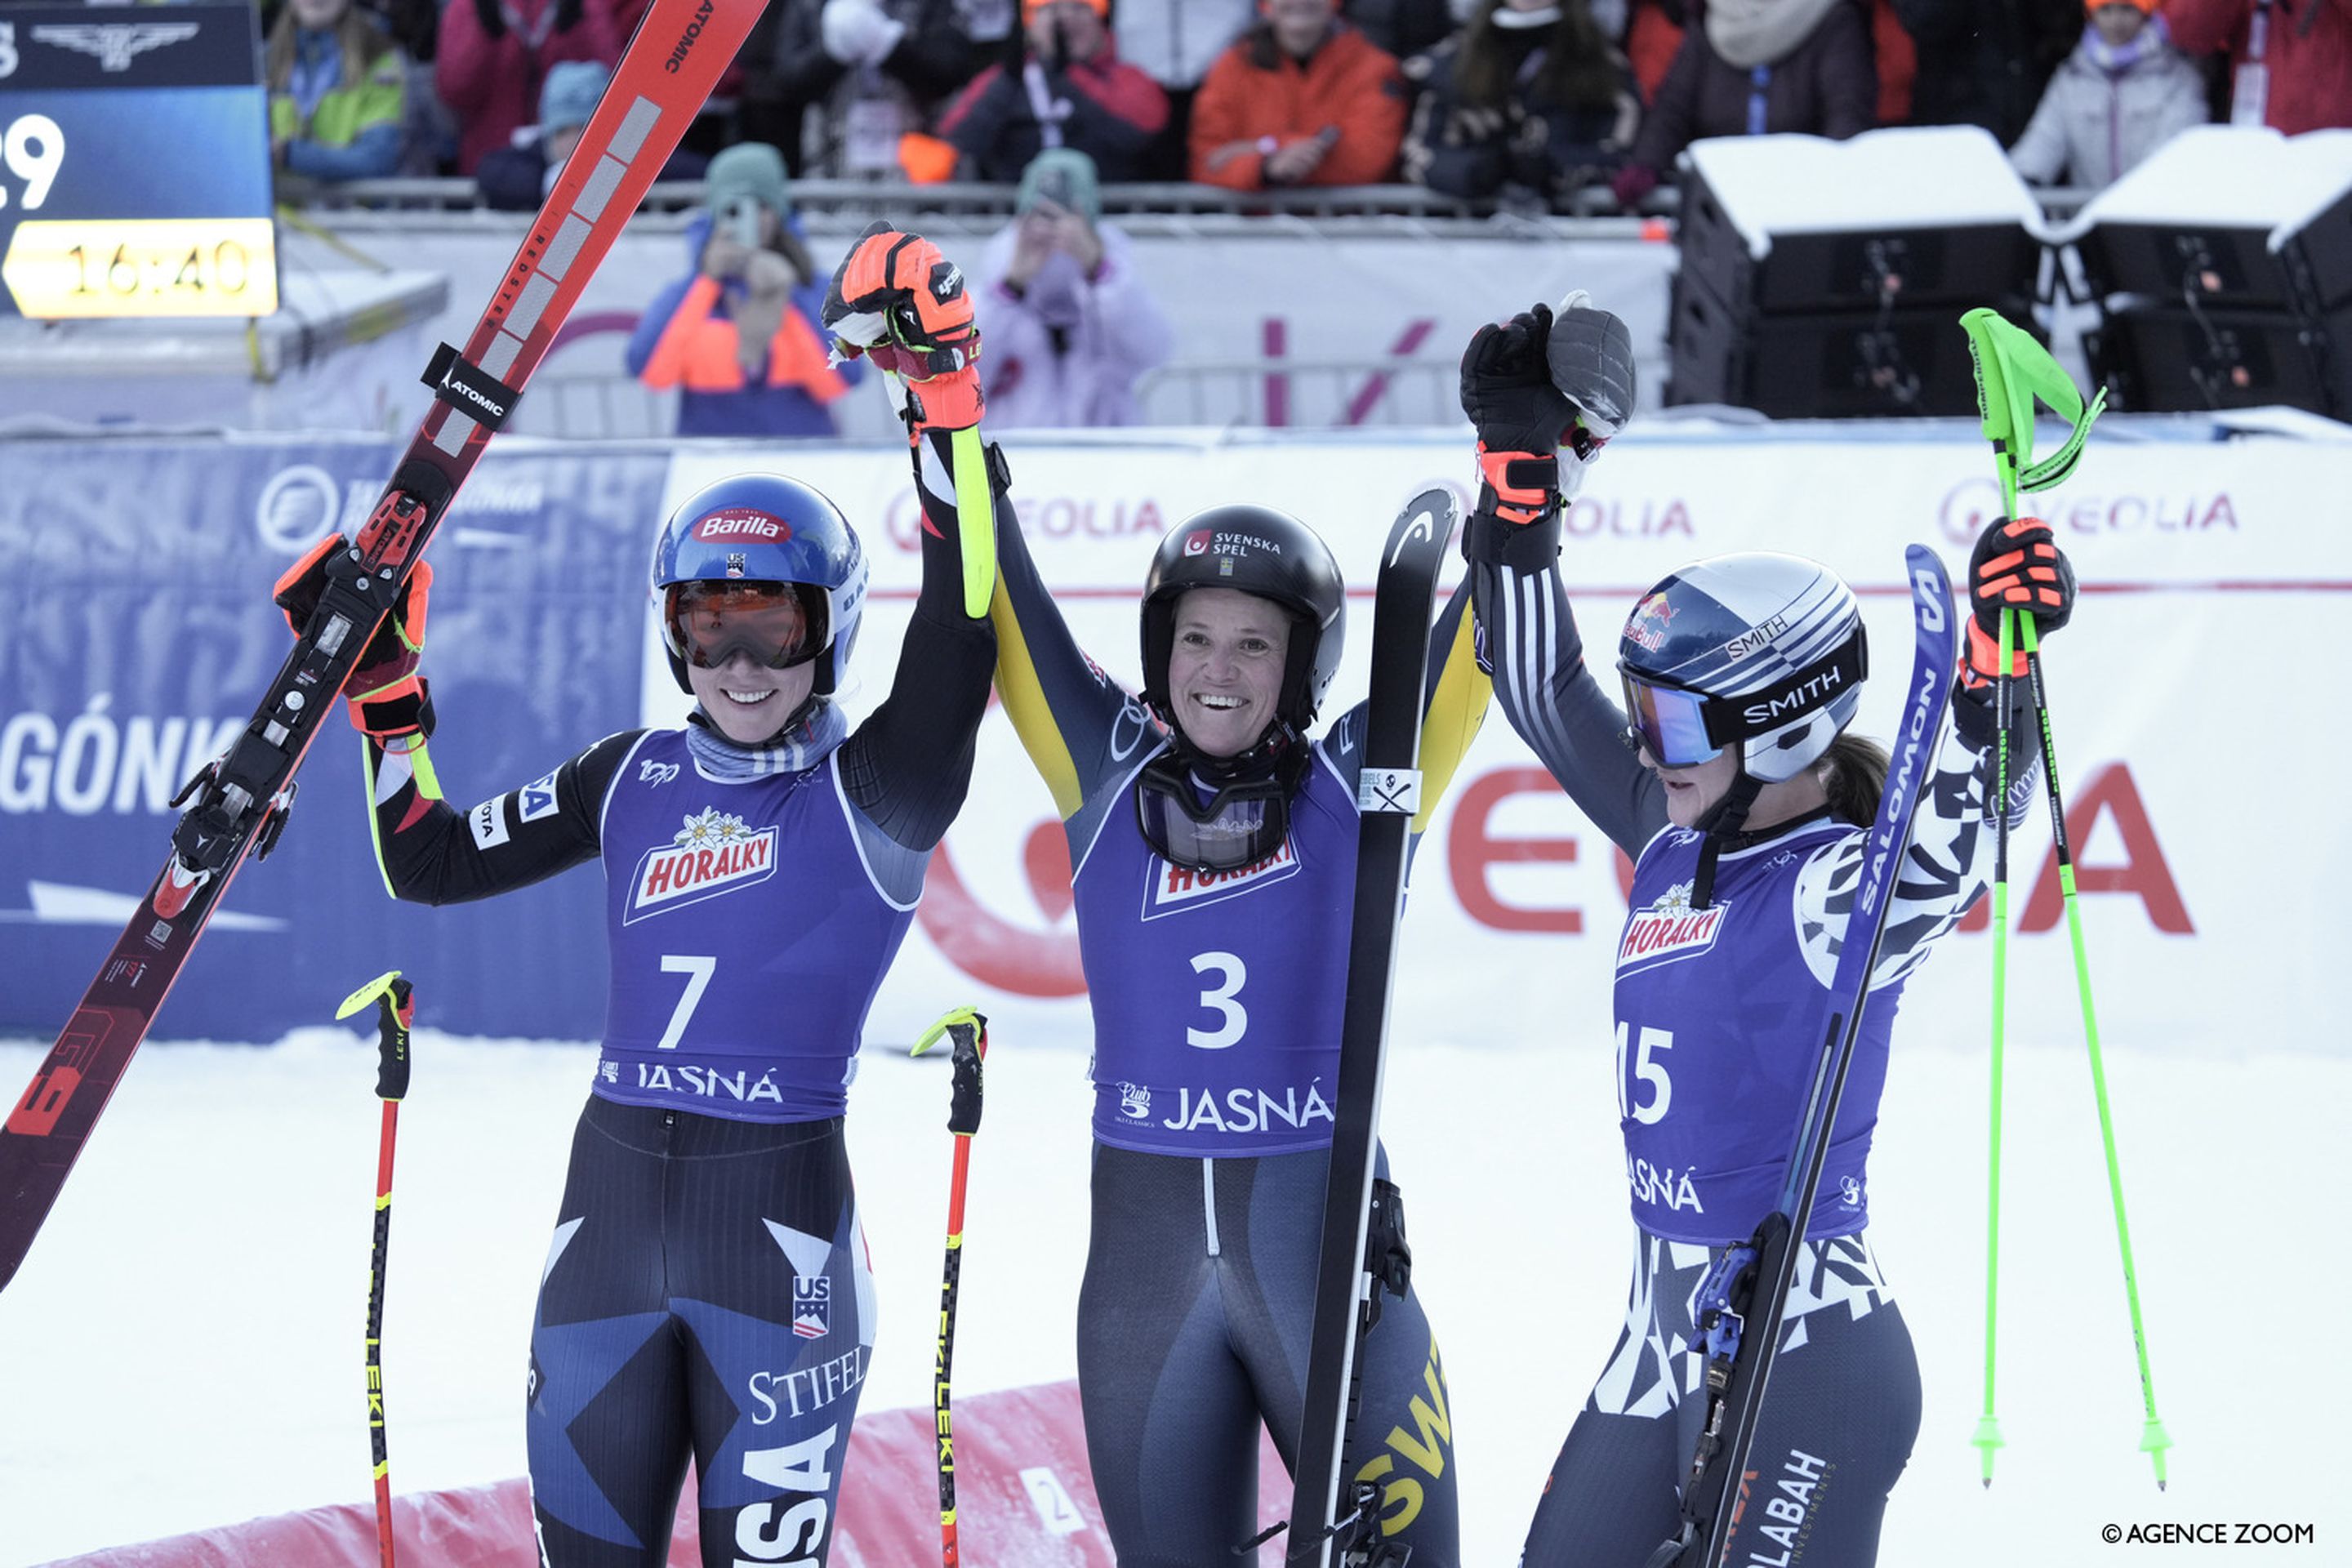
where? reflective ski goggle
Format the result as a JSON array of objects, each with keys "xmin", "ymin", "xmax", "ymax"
[
  {"xmin": 1133, "ymin": 753, "xmax": 1293, "ymax": 875},
  {"xmin": 663, "ymin": 581, "xmax": 826, "ymax": 672},
  {"xmin": 1620, "ymin": 672, "xmax": 1723, "ymax": 768}
]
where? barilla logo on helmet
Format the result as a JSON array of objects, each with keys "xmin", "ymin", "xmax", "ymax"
[
  {"xmin": 626, "ymin": 808, "xmax": 778, "ymax": 923},
  {"xmin": 1624, "ymin": 592, "xmax": 1676, "ymax": 653},
  {"xmin": 1617, "ymin": 880, "xmax": 1727, "ymax": 976},
  {"xmin": 693, "ymin": 508, "xmax": 793, "ymax": 544}
]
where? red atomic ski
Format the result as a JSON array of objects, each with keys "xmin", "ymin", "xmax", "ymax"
[{"xmin": 0, "ymin": 0, "xmax": 770, "ymax": 1294}]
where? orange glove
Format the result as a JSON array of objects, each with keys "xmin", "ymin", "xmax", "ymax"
[{"xmin": 822, "ymin": 220, "xmax": 982, "ymax": 430}]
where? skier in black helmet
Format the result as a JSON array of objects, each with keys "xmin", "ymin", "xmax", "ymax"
[{"xmin": 989, "ymin": 489, "xmax": 1491, "ymax": 1561}]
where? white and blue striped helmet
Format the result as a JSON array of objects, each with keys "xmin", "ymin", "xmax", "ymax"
[{"xmin": 1616, "ymin": 552, "xmax": 1868, "ymax": 785}]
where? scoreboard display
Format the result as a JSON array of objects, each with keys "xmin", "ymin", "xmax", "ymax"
[{"xmin": 0, "ymin": 3, "xmax": 277, "ymax": 319}]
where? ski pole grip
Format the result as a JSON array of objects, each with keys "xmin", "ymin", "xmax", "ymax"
[
  {"xmin": 947, "ymin": 1019, "xmax": 986, "ymax": 1138},
  {"xmin": 375, "ymin": 978, "xmax": 414, "ymax": 1102}
]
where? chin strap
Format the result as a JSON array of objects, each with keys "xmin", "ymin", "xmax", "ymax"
[{"xmin": 1690, "ymin": 770, "xmax": 1764, "ymax": 910}]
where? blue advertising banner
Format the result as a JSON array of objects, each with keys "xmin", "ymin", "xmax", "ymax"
[{"xmin": 0, "ymin": 436, "xmax": 671, "ymax": 1043}]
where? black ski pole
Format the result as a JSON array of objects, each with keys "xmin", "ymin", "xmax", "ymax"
[{"xmin": 337, "ymin": 969, "xmax": 416, "ymax": 1568}]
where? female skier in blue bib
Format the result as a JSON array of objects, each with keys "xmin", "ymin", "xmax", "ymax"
[
  {"xmin": 1455, "ymin": 301, "xmax": 2078, "ymax": 1567},
  {"xmin": 988, "ymin": 484, "xmax": 1494, "ymax": 1557},
  {"xmin": 278, "ymin": 226, "xmax": 1000, "ymax": 1566}
]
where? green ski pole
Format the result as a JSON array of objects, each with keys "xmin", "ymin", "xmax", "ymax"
[
  {"xmin": 1973, "ymin": 605, "xmax": 2016, "ymax": 1488},
  {"xmin": 2018, "ymin": 613, "xmax": 2173, "ymax": 1489}
]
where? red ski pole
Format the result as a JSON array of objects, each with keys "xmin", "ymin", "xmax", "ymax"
[
  {"xmin": 337, "ymin": 970, "xmax": 415, "ymax": 1568},
  {"xmin": 912, "ymin": 1005, "xmax": 988, "ymax": 1568}
]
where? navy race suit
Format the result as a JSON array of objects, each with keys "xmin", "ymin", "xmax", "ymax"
[
  {"xmin": 989, "ymin": 499, "xmax": 1490, "ymax": 1564},
  {"xmin": 1470, "ymin": 542, "xmax": 2040, "ymax": 1568},
  {"xmin": 357, "ymin": 429, "xmax": 996, "ymax": 1567}
]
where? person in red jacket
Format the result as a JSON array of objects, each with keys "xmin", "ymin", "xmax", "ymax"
[
  {"xmin": 434, "ymin": 0, "xmax": 620, "ymax": 176},
  {"xmin": 2167, "ymin": 0, "xmax": 2352, "ymax": 133},
  {"xmin": 938, "ymin": 0, "xmax": 1172, "ymax": 181},
  {"xmin": 1191, "ymin": 0, "xmax": 1410, "ymax": 186}
]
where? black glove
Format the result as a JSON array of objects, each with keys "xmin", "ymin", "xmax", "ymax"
[
  {"xmin": 1461, "ymin": 302, "xmax": 1578, "ymax": 459},
  {"xmin": 1964, "ymin": 514, "xmax": 2076, "ymax": 683}
]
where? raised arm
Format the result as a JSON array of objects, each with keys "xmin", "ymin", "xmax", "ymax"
[
  {"xmin": 820, "ymin": 224, "xmax": 1004, "ymax": 856},
  {"xmin": 1455, "ymin": 299, "xmax": 1665, "ymax": 859}
]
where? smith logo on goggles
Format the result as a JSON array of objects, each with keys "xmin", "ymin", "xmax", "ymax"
[{"xmin": 1621, "ymin": 636, "xmax": 1868, "ymax": 767}]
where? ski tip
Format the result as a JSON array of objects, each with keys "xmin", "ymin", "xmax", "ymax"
[
  {"xmin": 336, "ymin": 970, "xmax": 405, "ymax": 1021},
  {"xmin": 2143, "ymin": 1417, "xmax": 2172, "ymax": 1490}
]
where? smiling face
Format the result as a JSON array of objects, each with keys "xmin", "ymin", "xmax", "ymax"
[
  {"xmin": 688, "ymin": 650, "xmax": 817, "ymax": 746},
  {"xmin": 1165, "ymin": 588, "xmax": 1292, "ymax": 760}
]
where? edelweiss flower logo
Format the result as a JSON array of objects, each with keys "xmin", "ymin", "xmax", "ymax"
[{"xmin": 674, "ymin": 808, "xmax": 753, "ymax": 849}]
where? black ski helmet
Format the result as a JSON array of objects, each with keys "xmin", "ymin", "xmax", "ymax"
[{"xmin": 1139, "ymin": 506, "xmax": 1346, "ymax": 740}]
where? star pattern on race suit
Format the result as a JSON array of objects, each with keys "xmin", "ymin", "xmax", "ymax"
[
  {"xmin": 666, "ymin": 1203, "xmax": 876, "ymax": 1513},
  {"xmin": 525, "ymin": 1303, "xmax": 671, "ymax": 1547}
]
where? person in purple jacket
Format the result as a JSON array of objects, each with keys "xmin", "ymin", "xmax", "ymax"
[
  {"xmin": 283, "ymin": 227, "xmax": 998, "ymax": 1564},
  {"xmin": 1461, "ymin": 299, "xmax": 2081, "ymax": 1566}
]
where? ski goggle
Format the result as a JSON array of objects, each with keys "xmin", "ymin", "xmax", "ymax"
[
  {"xmin": 1620, "ymin": 671, "xmax": 1723, "ymax": 768},
  {"xmin": 1133, "ymin": 752, "xmax": 1294, "ymax": 875},
  {"xmin": 663, "ymin": 581, "xmax": 826, "ymax": 672}
]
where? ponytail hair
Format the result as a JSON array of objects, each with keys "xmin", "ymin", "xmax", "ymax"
[{"xmin": 1819, "ymin": 732, "xmax": 1889, "ymax": 826}]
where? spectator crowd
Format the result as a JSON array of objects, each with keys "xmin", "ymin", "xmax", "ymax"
[
  {"xmin": 256, "ymin": 0, "xmax": 2349, "ymax": 206},
  {"xmin": 234, "ymin": 0, "xmax": 2352, "ymax": 434}
]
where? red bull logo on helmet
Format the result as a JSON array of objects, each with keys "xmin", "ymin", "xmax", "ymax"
[
  {"xmin": 693, "ymin": 508, "xmax": 793, "ymax": 544},
  {"xmin": 1625, "ymin": 592, "xmax": 1676, "ymax": 653}
]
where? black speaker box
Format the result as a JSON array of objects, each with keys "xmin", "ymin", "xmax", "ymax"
[
  {"xmin": 2086, "ymin": 300, "xmax": 2352, "ymax": 416},
  {"xmin": 1667, "ymin": 273, "xmax": 2036, "ymax": 418},
  {"xmin": 1677, "ymin": 163, "xmax": 2044, "ymax": 315},
  {"xmin": 2075, "ymin": 193, "xmax": 2352, "ymax": 316}
]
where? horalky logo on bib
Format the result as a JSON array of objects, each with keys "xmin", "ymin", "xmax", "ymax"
[
  {"xmin": 1616, "ymin": 880, "xmax": 1728, "ymax": 977},
  {"xmin": 1138, "ymin": 837, "xmax": 1299, "ymax": 920},
  {"xmin": 625, "ymin": 807, "xmax": 778, "ymax": 924}
]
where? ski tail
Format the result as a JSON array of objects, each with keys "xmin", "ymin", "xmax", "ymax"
[
  {"xmin": 1284, "ymin": 488, "xmax": 1457, "ymax": 1567},
  {"xmin": 1664, "ymin": 546, "xmax": 1962, "ymax": 1568},
  {"xmin": 0, "ymin": 0, "xmax": 769, "ymax": 1298}
]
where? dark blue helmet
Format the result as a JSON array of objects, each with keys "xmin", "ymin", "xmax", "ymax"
[{"xmin": 651, "ymin": 474, "xmax": 866, "ymax": 695}]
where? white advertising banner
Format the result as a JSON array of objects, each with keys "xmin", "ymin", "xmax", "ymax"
[{"xmin": 652, "ymin": 422, "xmax": 2350, "ymax": 1061}]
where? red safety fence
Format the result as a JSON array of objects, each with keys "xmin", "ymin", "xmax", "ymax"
[{"xmin": 45, "ymin": 1380, "xmax": 1290, "ymax": 1566}]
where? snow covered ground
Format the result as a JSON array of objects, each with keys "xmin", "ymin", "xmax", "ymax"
[{"xmin": 2, "ymin": 993, "xmax": 2341, "ymax": 1566}]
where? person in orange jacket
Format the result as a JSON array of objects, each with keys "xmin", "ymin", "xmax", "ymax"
[
  {"xmin": 624, "ymin": 145, "xmax": 862, "ymax": 438},
  {"xmin": 1190, "ymin": 0, "xmax": 1410, "ymax": 187}
]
